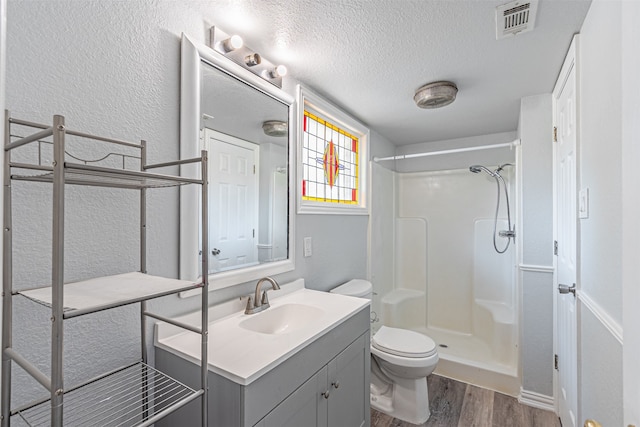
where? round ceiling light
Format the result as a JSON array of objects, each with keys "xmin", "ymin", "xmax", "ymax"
[
  {"xmin": 262, "ymin": 120, "xmax": 288, "ymax": 137},
  {"xmin": 413, "ymin": 81, "xmax": 458, "ymax": 109}
]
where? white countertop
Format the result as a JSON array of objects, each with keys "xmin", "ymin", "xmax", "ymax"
[{"xmin": 155, "ymin": 280, "xmax": 369, "ymax": 385}]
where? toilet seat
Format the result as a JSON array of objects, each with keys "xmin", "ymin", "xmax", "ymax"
[{"xmin": 372, "ymin": 326, "xmax": 437, "ymax": 358}]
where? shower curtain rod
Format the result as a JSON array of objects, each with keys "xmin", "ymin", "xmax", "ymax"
[{"xmin": 373, "ymin": 139, "xmax": 521, "ymax": 162}]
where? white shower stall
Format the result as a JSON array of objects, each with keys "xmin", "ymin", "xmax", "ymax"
[{"xmin": 370, "ymin": 149, "xmax": 520, "ymax": 395}]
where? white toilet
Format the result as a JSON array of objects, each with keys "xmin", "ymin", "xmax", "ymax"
[{"xmin": 331, "ymin": 279, "xmax": 439, "ymax": 424}]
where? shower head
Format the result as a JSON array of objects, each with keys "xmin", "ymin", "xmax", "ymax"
[{"xmin": 469, "ymin": 165, "xmax": 496, "ymax": 177}]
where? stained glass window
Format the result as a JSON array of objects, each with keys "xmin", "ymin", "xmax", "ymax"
[{"xmin": 302, "ymin": 110, "xmax": 359, "ymax": 205}]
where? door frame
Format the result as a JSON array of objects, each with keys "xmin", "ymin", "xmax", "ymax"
[{"xmin": 552, "ymin": 35, "xmax": 580, "ymax": 424}]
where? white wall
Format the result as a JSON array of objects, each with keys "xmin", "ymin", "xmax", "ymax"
[
  {"xmin": 621, "ymin": 2, "xmax": 640, "ymax": 425},
  {"xmin": 5, "ymin": 0, "xmax": 371, "ymax": 406},
  {"xmin": 396, "ymin": 168, "xmax": 515, "ymax": 334},
  {"xmin": 577, "ymin": 1, "xmax": 623, "ymax": 425},
  {"xmin": 368, "ymin": 131, "xmax": 397, "ymax": 332},
  {"xmin": 518, "ymin": 94, "xmax": 554, "ymax": 398},
  {"xmin": 369, "ymin": 161, "xmax": 395, "ymax": 332}
]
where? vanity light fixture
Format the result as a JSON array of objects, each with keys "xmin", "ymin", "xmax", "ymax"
[
  {"xmin": 221, "ymin": 35, "xmax": 243, "ymax": 52},
  {"xmin": 210, "ymin": 26, "xmax": 288, "ymax": 88}
]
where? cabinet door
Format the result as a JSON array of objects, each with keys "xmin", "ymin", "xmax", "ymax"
[
  {"xmin": 258, "ymin": 366, "xmax": 328, "ymax": 427},
  {"xmin": 327, "ymin": 335, "xmax": 367, "ymax": 427}
]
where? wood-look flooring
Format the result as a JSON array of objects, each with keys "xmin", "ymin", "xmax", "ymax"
[{"xmin": 370, "ymin": 375, "xmax": 561, "ymax": 427}]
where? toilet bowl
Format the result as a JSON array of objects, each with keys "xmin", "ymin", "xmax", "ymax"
[{"xmin": 331, "ymin": 280, "xmax": 439, "ymax": 425}]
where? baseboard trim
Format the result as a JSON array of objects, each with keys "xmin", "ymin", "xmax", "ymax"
[{"xmin": 518, "ymin": 388, "xmax": 556, "ymax": 412}]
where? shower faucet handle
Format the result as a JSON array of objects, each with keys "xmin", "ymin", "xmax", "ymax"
[{"xmin": 498, "ymin": 230, "xmax": 516, "ymax": 238}]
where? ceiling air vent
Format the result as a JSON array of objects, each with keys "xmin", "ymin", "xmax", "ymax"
[{"xmin": 496, "ymin": 0, "xmax": 538, "ymax": 39}]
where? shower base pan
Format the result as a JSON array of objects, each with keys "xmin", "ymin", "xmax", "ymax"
[{"xmin": 413, "ymin": 326, "xmax": 519, "ymax": 397}]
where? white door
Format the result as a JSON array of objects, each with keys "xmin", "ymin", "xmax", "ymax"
[
  {"xmin": 205, "ymin": 128, "xmax": 259, "ymax": 273},
  {"xmin": 554, "ymin": 37, "xmax": 578, "ymax": 427}
]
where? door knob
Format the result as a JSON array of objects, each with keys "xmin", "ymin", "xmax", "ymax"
[
  {"xmin": 212, "ymin": 248, "xmax": 221, "ymax": 256},
  {"xmin": 584, "ymin": 420, "xmax": 602, "ymax": 427},
  {"xmin": 558, "ymin": 283, "xmax": 576, "ymax": 296}
]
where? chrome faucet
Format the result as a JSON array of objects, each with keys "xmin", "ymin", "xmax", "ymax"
[{"xmin": 245, "ymin": 277, "xmax": 280, "ymax": 314}]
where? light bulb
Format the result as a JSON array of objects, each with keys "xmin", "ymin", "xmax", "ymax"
[
  {"xmin": 222, "ymin": 35, "xmax": 243, "ymax": 52},
  {"xmin": 270, "ymin": 65, "xmax": 288, "ymax": 78}
]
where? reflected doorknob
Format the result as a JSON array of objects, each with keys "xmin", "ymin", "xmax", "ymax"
[{"xmin": 558, "ymin": 283, "xmax": 576, "ymax": 296}]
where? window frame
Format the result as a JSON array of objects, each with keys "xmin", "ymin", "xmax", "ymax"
[{"xmin": 296, "ymin": 85, "xmax": 369, "ymax": 215}]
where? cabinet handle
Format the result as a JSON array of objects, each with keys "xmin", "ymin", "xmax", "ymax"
[
  {"xmin": 321, "ymin": 390, "xmax": 330, "ymax": 399},
  {"xmin": 332, "ymin": 381, "xmax": 340, "ymax": 389}
]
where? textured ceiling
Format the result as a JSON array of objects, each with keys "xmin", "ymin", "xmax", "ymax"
[{"xmin": 205, "ymin": 0, "xmax": 591, "ymax": 146}]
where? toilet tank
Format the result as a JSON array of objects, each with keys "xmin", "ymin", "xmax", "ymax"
[{"xmin": 331, "ymin": 279, "xmax": 373, "ymax": 300}]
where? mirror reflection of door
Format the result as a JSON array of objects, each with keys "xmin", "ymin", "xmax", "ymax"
[{"xmin": 205, "ymin": 128, "xmax": 259, "ymax": 272}]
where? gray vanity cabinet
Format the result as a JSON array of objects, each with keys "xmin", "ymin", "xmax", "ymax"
[
  {"xmin": 258, "ymin": 333, "xmax": 369, "ymax": 427},
  {"xmin": 326, "ymin": 333, "xmax": 369, "ymax": 427},
  {"xmin": 256, "ymin": 365, "xmax": 327, "ymax": 426},
  {"xmin": 155, "ymin": 305, "xmax": 370, "ymax": 427}
]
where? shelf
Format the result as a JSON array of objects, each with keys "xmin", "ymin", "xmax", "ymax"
[
  {"xmin": 12, "ymin": 362, "xmax": 202, "ymax": 427},
  {"xmin": 18, "ymin": 272, "xmax": 202, "ymax": 319},
  {"xmin": 11, "ymin": 162, "xmax": 203, "ymax": 190},
  {"xmin": 3, "ymin": 112, "xmax": 209, "ymax": 426}
]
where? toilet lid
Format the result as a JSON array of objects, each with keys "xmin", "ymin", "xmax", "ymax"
[
  {"xmin": 372, "ymin": 326, "xmax": 437, "ymax": 358},
  {"xmin": 330, "ymin": 279, "xmax": 372, "ymax": 297}
]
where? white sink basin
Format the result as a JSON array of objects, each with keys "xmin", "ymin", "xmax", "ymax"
[{"xmin": 239, "ymin": 303, "xmax": 324, "ymax": 334}]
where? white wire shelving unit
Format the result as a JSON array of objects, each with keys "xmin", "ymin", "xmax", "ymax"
[{"xmin": 1, "ymin": 111, "xmax": 209, "ymax": 426}]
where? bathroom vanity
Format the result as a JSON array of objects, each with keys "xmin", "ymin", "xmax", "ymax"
[{"xmin": 155, "ymin": 280, "xmax": 370, "ymax": 427}]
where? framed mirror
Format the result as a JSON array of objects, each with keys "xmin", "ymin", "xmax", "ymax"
[{"xmin": 179, "ymin": 34, "xmax": 295, "ymax": 291}]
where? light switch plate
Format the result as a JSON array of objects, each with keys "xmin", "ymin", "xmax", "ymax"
[
  {"xmin": 304, "ymin": 237, "xmax": 312, "ymax": 257},
  {"xmin": 579, "ymin": 188, "xmax": 589, "ymax": 219}
]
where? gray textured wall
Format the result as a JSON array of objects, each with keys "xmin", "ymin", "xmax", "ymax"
[
  {"xmin": 579, "ymin": 0, "xmax": 622, "ymax": 325},
  {"xmin": 577, "ymin": 1, "xmax": 623, "ymax": 424},
  {"xmin": 5, "ymin": 0, "xmax": 369, "ymax": 406}
]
